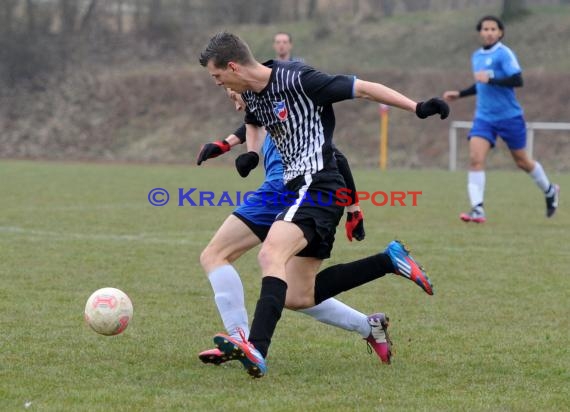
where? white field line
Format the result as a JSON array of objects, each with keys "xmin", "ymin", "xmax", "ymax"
[
  {"xmin": 0, "ymin": 226, "xmax": 205, "ymax": 245},
  {"xmin": 2, "ymin": 203, "xmax": 148, "ymax": 213}
]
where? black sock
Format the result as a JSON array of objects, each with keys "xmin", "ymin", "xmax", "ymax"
[
  {"xmin": 248, "ymin": 276, "xmax": 287, "ymax": 359},
  {"xmin": 314, "ymin": 254, "xmax": 394, "ymax": 304}
]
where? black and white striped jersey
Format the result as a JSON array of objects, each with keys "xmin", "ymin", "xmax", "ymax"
[{"xmin": 242, "ymin": 60, "xmax": 355, "ymax": 183}]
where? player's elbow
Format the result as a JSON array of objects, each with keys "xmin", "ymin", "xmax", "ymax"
[{"xmin": 352, "ymin": 79, "xmax": 372, "ymax": 100}]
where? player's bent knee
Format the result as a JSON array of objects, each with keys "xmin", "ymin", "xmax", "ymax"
[
  {"xmin": 469, "ymin": 157, "xmax": 485, "ymax": 170},
  {"xmin": 199, "ymin": 245, "xmax": 225, "ymax": 273},
  {"xmin": 257, "ymin": 244, "xmax": 285, "ymax": 272},
  {"xmin": 199, "ymin": 247, "xmax": 213, "ymax": 273}
]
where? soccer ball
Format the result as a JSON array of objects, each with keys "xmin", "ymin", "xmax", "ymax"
[{"xmin": 84, "ymin": 287, "xmax": 133, "ymax": 336}]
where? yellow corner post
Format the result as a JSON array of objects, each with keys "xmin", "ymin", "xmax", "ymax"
[{"xmin": 379, "ymin": 104, "xmax": 389, "ymax": 170}]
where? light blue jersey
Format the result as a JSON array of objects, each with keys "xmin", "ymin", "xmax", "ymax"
[
  {"xmin": 472, "ymin": 42, "xmax": 523, "ymax": 122},
  {"xmin": 262, "ymin": 134, "xmax": 284, "ymax": 182},
  {"xmin": 232, "ymin": 134, "xmax": 285, "ymax": 233}
]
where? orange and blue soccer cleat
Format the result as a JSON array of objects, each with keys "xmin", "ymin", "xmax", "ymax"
[
  {"xmin": 384, "ymin": 240, "xmax": 434, "ymax": 295},
  {"xmin": 213, "ymin": 332, "xmax": 267, "ymax": 378},
  {"xmin": 365, "ymin": 313, "xmax": 392, "ymax": 364}
]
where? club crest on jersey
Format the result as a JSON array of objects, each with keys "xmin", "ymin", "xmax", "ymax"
[{"xmin": 273, "ymin": 100, "xmax": 288, "ymax": 122}]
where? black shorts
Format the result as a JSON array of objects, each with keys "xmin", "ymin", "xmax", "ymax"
[{"xmin": 275, "ymin": 170, "xmax": 345, "ymax": 259}]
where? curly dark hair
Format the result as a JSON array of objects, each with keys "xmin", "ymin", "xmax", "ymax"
[{"xmin": 476, "ymin": 15, "xmax": 505, "ymax": 39}]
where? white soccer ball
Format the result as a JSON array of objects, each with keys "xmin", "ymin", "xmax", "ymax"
[{"xmin": 84, "ymin": 287, "xmax": 133, "ymax": 336}]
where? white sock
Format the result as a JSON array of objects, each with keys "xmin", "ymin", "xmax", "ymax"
[
  {"xmin": 298, "ymin": 298, "xmax": 370, "ymax": 338},
  {"xmin": 529, "ymin": 161, "xmax": 551, "ymax": 193},
  {"xmin": 468, "ymin": 170, "xmax": 486, "ymax": 208},
  {"xmin": 208, "ymin": 265, "xmax": 250, "ymax": 339}
]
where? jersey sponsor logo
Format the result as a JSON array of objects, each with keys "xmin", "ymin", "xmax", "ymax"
[
  {"xmin": 272, "ymin": 100, "xmax": 288, "ymax": 122},
  {"xmin": 485, "ymin": 57, "xmax": 492, "ymax": 65}
]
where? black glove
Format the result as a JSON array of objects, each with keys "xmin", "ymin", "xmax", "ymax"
[
  {"xmin": 196, "ymin": 140, "xmax": 230, "ymax": 165},
  {"xmin": 345, "ymin": 210, "xmax": 365, "ymax": 242},
  {"xmin": 416, "ymin": 98, "xmax": 450, "ymax": 120},
  {"xmin": 235, "ymin": 151, "xmax": 259, "ymax": 177}
]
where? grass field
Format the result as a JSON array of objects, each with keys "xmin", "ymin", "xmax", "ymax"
[{"xmin": 1, "ymin": 160, "xmax": 569, "ymax": 411}]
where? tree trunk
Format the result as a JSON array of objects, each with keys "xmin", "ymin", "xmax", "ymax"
[
  {"xmin": 180, "ymin": 0, "xmax": 191, "ymax": 29},
  {"xmin": 26, "ymin": 0, "xmax": 36, "ymax": 34},
  {"xmin": 80, "ymin": 0, "xmax": 98, "ymax": 33},
  {"xmin": 117, "ymin": 0, "xmax": 124, "ymax": 33},
  {"xmin": 353, "ymin": 0, "xmax": 360, "ymax": 15},
  {"xmin": 60, "ymin": 0, "xmax": 78, "ymax": 34},
  {"xmin": 501, "ymin": 0, "xmax": 529, "ymax": 21},
  {"xmin": 257, "ymin": 0, "xmax": 279, "ymax": 24},
  {"xmin": 403, "ymin": 0, "xmax": 431, "ymax": 12},
  {"xmin": 307, "ymin": 0, "xmax": 318, "ymax": 19},
  {"xmin": 133, "ymin": 0, "xmax": 142, "ymax": 33},
  {"xmin": 379, "ymin": 0, "xmax": 395, "ymax": 17},
  {"xmin": 148, "ymin": 0, "xmax": 162, "ymax": 30},
  {"xmin": 292, "ymin": 0, "xmax": 300, "ymax": 20},
  {"xmin": 1, "ymin": 0, "xmax": 17, "ymax": 34}
]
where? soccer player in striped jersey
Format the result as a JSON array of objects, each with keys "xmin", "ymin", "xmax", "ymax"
[
  {"xmin": 196, "ymin": 90, "xmax": 393, "ymax": 366},
  {"xmin": 271, "ymin": 31, "xmax": 366, "ymax": 243},
  {"xmin": 443, "ymin": 15, "xmax": 559, "ymax": 223},
  {"xmin": 199, "ymin": 32, "xmax": 448, "ymax": 377}
]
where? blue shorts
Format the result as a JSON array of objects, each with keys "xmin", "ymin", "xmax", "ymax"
[
  {"xmin": 232, "ymin": 179, "xmax": 286, "ymax": 241},
  {"xmin": 468, "ymin": 115, "xmax": 526, "ymax": 150}
]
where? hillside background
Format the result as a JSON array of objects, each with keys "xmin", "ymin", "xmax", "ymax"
[{"xmin": 1, "ymin": 0, "xmax": 569, "ymax": 170}]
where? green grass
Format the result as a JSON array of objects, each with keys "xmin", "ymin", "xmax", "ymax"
[{"xmin": 1, "ymin": 160, "xmax": 569, "ymax": 411}]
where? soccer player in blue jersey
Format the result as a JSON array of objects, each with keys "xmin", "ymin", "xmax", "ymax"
[
  {"xmin": 443, "ymin": 15, "xmax": 559, "ymax": 223},
  {"xmin": 196, "ymin": 90, "xmax": 395, "ymax": 366},
  {"xmin": 199, "ymin": 32, "xmax": 447, "ymax": 377}
]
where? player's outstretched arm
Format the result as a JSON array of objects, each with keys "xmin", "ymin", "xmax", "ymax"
[
  {"xmin": 196, "ymin": 125, "xmax": 246, "ymax": 165},
  {"xmin": 354, "ymin": 80, "xmax": 416, "ymax": 111},
  {"xmin": 354, "ymin": 79, "xmax": 449, "ymax": 119}
]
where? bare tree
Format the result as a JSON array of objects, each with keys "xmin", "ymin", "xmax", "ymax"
[
  {"xmin": 375, "ymin": 0, "xmax": 395, "ymax": 18},
  {"xmin": 117, "ymin": 0, "xmax": 124, "ymax": 33},
  {"xmin": 80, "ymin": 0, "xmax": 98, "ymax": 33},
  {"xmin": 257, "ymin": 0, "xmax": 280, "ymax": 24},
  {"xmin": 307, "ymin": 0, "xmax": 318, "ymax": 19},
  {"xmin": 292, "ymin": 0, "xmax": 300, "ymax": 20},
  {"xmin": 0, "ymin": 0, "xmax": 18, "ymax": 34},
  {"xmin": 180, "ymin": 0, "xmax": 191, "ymax": 30},
  {"xmin": 351, "ymin": 0, "xmax": 358, "ymax": 14},
  {"xmin": 148, "ymin": 0, "xmax": 162, "ymax": 31},
  {"xmin": 403, "ymin": 0, "xmax": 431, "ymax": 12},
  {"xmin": 60, "ymin": 0, "xmax": 78, "ymax": 34},
  {"xmin": 26, "ymin": 0, "xmax": 36, "ymax": 34},
  {"xmin": 501, "ymin": 0, "xmax": 529, "ymax": 21},
  {"xmin": 133, "ymin": 0, "xmax": 143, "ymax": 33}
]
